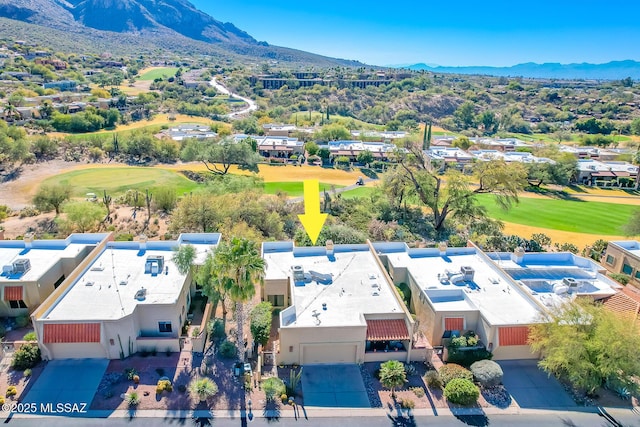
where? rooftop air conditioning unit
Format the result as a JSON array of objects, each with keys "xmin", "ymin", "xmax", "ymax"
[
  {"xmin": 460, "ymin": 266, "xmax": 475, "ymax": 281},
  {"xmin": 292, "ymin": 265, "xmax": 305, "ymax": 282},
  {"xmin": 563, "ymin": 277, "xmax": 579, "ymax": 288},
  {"xmin": 12, "ymin": 258, "xmax": 31, "ymax": 273}
]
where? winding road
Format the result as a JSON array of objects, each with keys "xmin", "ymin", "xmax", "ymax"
[{"xmin": 210, "ymin": 77, "xmax": 258, "ymax": 119}]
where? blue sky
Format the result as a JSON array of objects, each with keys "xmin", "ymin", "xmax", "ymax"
[{"xmin": 191, "ymin": 1, "xmax": 640, "ymax": 67}]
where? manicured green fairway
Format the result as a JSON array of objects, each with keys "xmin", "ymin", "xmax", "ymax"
[
  {"xmin": 340, "ymin": 186, "xmax": 375, "ymax": 199},
  {"xmin": 41, "ymin": 167, "xmax": 200, "ymax": 197},
  {"xmin": 139, "ymin": 67, "xmax": 179, "ymax": 81},
  {"xmin": 263, "ymin": 182, "xmax": 343, "ymax": 197},
  {"xmin": 476, "ymin": 194, "xmax": 637, "ymax": 235}
]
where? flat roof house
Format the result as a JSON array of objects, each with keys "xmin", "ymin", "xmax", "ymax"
[
  {"xmin": 32, "ymin": 233, "xmax": 220, "ymax": 360},
  {"xmin": 261, "ymin": 241, "xmax": 417, "ymax": 366},
  {"xmin": 0, "ymin": 233, "xmax": 108, "ymax": 318},
  {"xmin": 375, "ymin": 243, "xmax": 619, "ymax": 360},
  {"xmin": 602, "ymin": 241, "xmax": 640, "ymax": 286}
]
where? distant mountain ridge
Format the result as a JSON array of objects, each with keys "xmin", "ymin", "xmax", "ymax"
[
  {"xmin": 402, "ymin": 60, "xmax": 640, "ymax": 80},
  {"xmin": 0, "ymin": 0, "xmax": 364, "ymax": 66}
]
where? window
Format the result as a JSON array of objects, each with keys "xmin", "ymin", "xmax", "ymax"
[
  {"xmin": 605, "ymin": 255, "xmax": 615, "ymax": 265},
  {"xmin": 635, "ymin": 270, "xmax": 640, "ymax": 280},
  {"xmin": 623, "ymin": 264, "xmax": 633, "ymax": 275},
  {"xmin": 268, "ymin": 294, "xmax": 285, "ymax": 307},
  {"xmin": 9, "ymin": 300, "xmax": 27, "ymax": 309},
  {"xmin": 158, "ymin": 322, "xmax": 172, "ymax": 333}
]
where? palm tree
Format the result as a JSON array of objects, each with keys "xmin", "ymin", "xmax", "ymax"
[
  {"xmin": 379, "ymin": 360, "xmax": 407, "ymax": 399},
  {"xmin": 213, "ymin": 237, "xmax": 265, "ymax": 361},
  {"xmin": 198, "ymin": 252, "xmax": 233, "ymax": 320}
]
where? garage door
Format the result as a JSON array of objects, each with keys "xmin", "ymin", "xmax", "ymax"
[
  {"xmin": 302, "ymin": 344, "xmax": 357, "ymax": 365},
  {"xmin": 47, "ymin": 343, "xmax": 107, "ymax": 359}
]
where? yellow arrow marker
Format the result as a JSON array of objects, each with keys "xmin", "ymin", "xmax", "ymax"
[{"xmin": 298, "ymin": 179, "xmax": 328, "ymax": 245}]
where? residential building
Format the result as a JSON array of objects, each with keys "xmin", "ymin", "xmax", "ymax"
[
  {"xmin": 160, "ymin": 124, "xmax": 217, "ymax": 141},
  {"xmin": 376, "ymin": 242, "xmax": 619, "ymax": 360},
  {"xmin": 31, "ymin": 233, "xmax": 220, "ymax": 360},
  {"xmin": 351, "ymin": 130, "xmax": 408, "ymax": 140},
  {"xmin": 233, "ymin": 134, "xmax": 305, "ymax": 158},
  {"xmin": 261, "ymin": 241, "xmax": 419, "ymax": 365},
  {"xmin": 43, "ymin": 80, "xmax": 77, "ymax": 91},
  {"xmin": 576, "ymin": 159, "xmax": 638, "ymax": 187},
  {"xmin": 262, "ymin": 124, "xmax": 297, "ymax": 137},
  {"xmin": 0, "ymin": 233, "xmax": 108, "ymax": 318},
  {"xmin": 602, "ymin": 241, "xmax": 640, "ymax": 285},
  {"xmin": 325, "ymin": 140, "xmax": 398, "ymax": 162},
  {"xmin": 425, "ymin": 147, "xmax": 474, "ymax": 168}
]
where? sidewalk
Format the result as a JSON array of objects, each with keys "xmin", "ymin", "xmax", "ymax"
[{"xmin": 11, "ymin": 404, "xmax": 632, "ymax": 420}]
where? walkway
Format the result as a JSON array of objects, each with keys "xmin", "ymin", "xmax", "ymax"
[{"xmin": 209, "ymin": 78, "xmax": 257, "ymax": 119}]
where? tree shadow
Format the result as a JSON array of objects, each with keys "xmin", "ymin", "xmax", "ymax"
[
  {"xmin": 386, "ymin": 411, "xmax": 417, "ymax": 427},
  {"xmin": 239, "ymin": 163, "xmax": 260, "ymax": 173},
  {"xmin": 358, "ymin": 167, "xmax": 379, "ymax": 180},
  {"xmin": 1, "ymin": 166, "xmax": 22, "ymax": 183},
  {"xmin": 453, "ymin": 414, "xmax": 490, "ymax": 426},
  {"xmin": 263, "ymin": 400, "xmax": 281, "ymax": 423}
]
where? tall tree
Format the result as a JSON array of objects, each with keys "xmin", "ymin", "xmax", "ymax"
[
  {"xmin": 389, "ymin": 143, "xmax": 526, "ymax": 232},
  {"xmin": 33, "ymin": 183, "xmax": 72, "ymax": 215},
  {"xmin": 181, "ymin": 137, "xmax": 261, "ymax": 176},
  {"xmin": 529, "ymin": 299, "xmax": 640, "ymax": 396},
  {"xmin": 212, "ymin": 237, "xmax": 265, "ymax": 361},
  {"xmin": 198, "ymin": 252, "xmax": 233, "ymax": 320}
]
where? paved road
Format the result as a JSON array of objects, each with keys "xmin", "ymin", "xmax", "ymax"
[
  {"xmin": 209, "ymin": 78, "xmax": 258, "ymax": 119},
  {"xmin": 4, "ymin": 408, "xmax": 640, "ymax": 427}
]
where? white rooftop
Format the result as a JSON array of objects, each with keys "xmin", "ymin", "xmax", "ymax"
[
  {"xmin": 41, "ymin": 234, "xmax": 220, "ymax": 321},
  {"xmin": 0, "ymin": 234, "xmax": 108, "ymax": 283},
  {"xmin": 489, "ymin": 251, "xmax": 619, "ymax": 310},
  {"xmin": 375, "ymin": 243, "xmax": 544, "ymax": 325},
  {"xmin": 262, "ymin": 242, "xmax": 403, "ymax": 328},
  {"xmin": 610, "ymin": 240, "xmax": 640, "ymax": 258},
  {"xmin": 577, "ymin": 159, "xmax": 638, "ymax": 173}
]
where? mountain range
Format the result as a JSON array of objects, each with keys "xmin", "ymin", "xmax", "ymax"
[
  {"xmin": 0, "ymin": 0, "xmax": 363, "ymax": 66},
  {"xmin": 402, "ymin": 61, "xmax": 640, "ymax": 80}
]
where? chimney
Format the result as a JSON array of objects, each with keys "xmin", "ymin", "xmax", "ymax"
[
  {"xmin": 326, "ymin": 239, "xmax": 334, "ymax": 257},
  {"xmin": 139, "ymin": 234, "xmax": 148, "ymax": 251},
  {"xmin": 513, "ymin": 246, "xmax": 525, "ymax": 264},
  {"xmin": 438, "ymin": 241, "xmax": 448, "ymax": 256},
  {"xmin": 24, "ymin": 232, "xmax": 35, "ymax": 249}
]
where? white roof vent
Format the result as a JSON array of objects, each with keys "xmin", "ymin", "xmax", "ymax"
[
  {"xmin": 135, "ymin": 287, "xmax": 146, "ymax": 301},
  {"xmin": 85, "ymin": 281, "xmax": 94, "ymax": 286}
]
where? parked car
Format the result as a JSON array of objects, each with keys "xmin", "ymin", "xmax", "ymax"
[{"xmin": 356, "ymin": 177, "xmax": 364, "ymax": 185}]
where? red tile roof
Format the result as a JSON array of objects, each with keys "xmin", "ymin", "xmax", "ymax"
[
  {"xmin": 43, "ymin": 323, "xmax": 101, "ymax": 343},
  {"xmin": 366, "ymin": 319, "xmax": 409, "ymax": 341},
  {"xmin": 603, "ymin": 292, "xmax": 640, "ymax": 319},
  {"xmin": 4, "ymin": 286, "xmax": 23, "ymax": 301}
]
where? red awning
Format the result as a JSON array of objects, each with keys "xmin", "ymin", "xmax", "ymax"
[
  {"xmin": 4, "ymin": 286, "xmax": 23, "ymax": 301},
  {"xmin": 366, "ymin": 319, "xmax": 410, "ymax": 341},
  {"xmin": 613, "ymin": 171, "xmax": 631, "ymax": 177},
  {"xmin": 43, "ymin": 323, "xmax": 101, "ymax": 343},
  {"xmin": 591, "ymin": 171, "xmax": 615, "ymax": 177}
]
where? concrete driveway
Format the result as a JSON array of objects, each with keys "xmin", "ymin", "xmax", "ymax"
[
  {"xmin": 23, "ymin": 359, "xmax": 108, "ymax": 415},
  {"xmin": 302, "ymin": 365, "xmax": 370, "ymax": 408},
  {"xmin": 498, "ymin": 360, "xmax": 576, "ymax": 408}
]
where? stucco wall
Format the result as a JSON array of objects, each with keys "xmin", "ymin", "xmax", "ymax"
[{"xmin": 278, "ymin": 324, "xmax": 366, "ymax": 365}]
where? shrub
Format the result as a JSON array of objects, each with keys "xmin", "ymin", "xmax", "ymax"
[
  {"xmin": 190, "ymin": 378, "xmax": 218, "ymax": 401},
  {"xmin": 250, "ymin": 301, "xmax": 273, "ymax": 347},
  {"xmin": 125, "ymin": 368, "xmax": 138, "ymax": 380},
  {"xmin": 125, "ymin": 391, "xmax": 140, "ymax": 407},
  {"xmin": 156, "ymin": 379, "xmax": 172, "ymax": 393},
  {"xmin": 11, "ymin": 343, "xmax": 41, "ymax": 370},
  {"xmin": 444, "ymin": 378, "xmax": 480, "ymax": 406},
  {"xmin": 410, "ymin": 386, "xmax": 425, "ymax": 398},
  {"xmin": 400, "ymin": 398, "xmax": 415, "ymax": 409},
  {"xmin": 446, "ymin": 348, "xmax": 493, "ymax": 367},
  {"xmin": 281, "ymin": 393, "xmax": 288, "ymax": 402},
  {"xmin": 208, "ymin": 318, "xmax": 225, "ymax": 340},
  {"xmin": 23, "ymin": 332, "xmax": 37, "ymax": 341},
  {"xmin": 16, "ymin": 315, "xmax": 29, "ymax": 328},
  {"xmin": 470, "ymin": 360, "xmax": 503, "ymax": 388},
  {"xmin": 191, "ymin": 327, "xmax": 200, "ymax": 338},
  {"xmin": 6, "ymin": 386, "xmax": 17, "ymax": 397},
  {"xmin": 610, "ymin": 273, "xmax": 631, "ymax": 285},
  {"xmin": 404, "ymin": 363, "xmax": 417, "ymax": 376},
  {"xmin": 262, "ymin": 377, "xmax": 286, "ymax": 401},
  {"xmin": 219, "ymin": 340, "xmax": 237, "ymax": 359},
  {"xmin": 0, "ymin": 396, "xmax": 5, "ymax": 405},
  {"xmin": 424, "ymin": 370, "xmax": 443, "ymax": 389},
  {"xmin": 24, "ymin": 368, "xmax": 32, "ymax": 377},
  {"xmin": 438, "ymin": 364, "xmax": 473, "ymax": 386}
]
